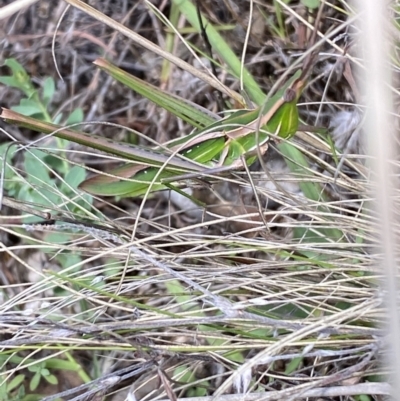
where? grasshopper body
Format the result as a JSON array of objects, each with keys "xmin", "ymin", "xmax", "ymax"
[
  {"xmin": 1, "ymin": 67, "xmax": 304, "ymax": 198},
  {"xmin": 81, "ymin": 70, "xmax": 304, "ymax": 197}
]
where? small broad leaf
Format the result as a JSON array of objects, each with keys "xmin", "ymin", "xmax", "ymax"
[
  {"xmin": 285, "ymin": 356, "xmax": 303, "ymax": 374},
  {"xmin": 23, "ymin": 188, "xmax": 56, "ymax": 209},
  {"xmin": 12, "ymin": 104, "xmax": 42, "ymax": 116},
  {"xmin": 0, "ymin": 58, "xmax": 36, "ymax": 97},
  {"xmin": 356, "ymin": 396, "xmax": 372, "ymax": 401},
  {"xmin": 0, "ymin": 76, "xmax": 18, "ymax": 87},
  {"xmin": 7, "ymin": 374, "xmax": 25, "ymax": 392},
  {"xmin": 12, "ymin": 99, "xmax": 43, "ymax": 116},
  {"xmin": 43, "ymin": 373, "xmax": 58, "ymax": 385},
  {"xmin": 187, "ymin": 386, "xmax": 208, "ymax": 397},
  {"xmin": 64, "ymin": 165, "xmax": 86, "ymax": 188},
  {"xmin": 29, "ymin": 371, "xmax": 41, "ymax": 391},
  {"xmin": 44, "ymin": 232, "xmax": 75, "ymax": 247},
  {"xmin": 55, "ymin": 253, "xmax": 81, "ymax": 268},
  {"xmin": 44, "ymin": 154, "xmax": 64, "ymax": 170},
  {"xmin": 66, "ymin": 108, "xmax": 84, "ymax": 125},
  {"xmin": 301, "ymin": 0, "xmax": 320, "ymax": 8},
  {"xmin": 24, "ymin": 149, "xmax": 51, "ymax": 184},
  {"xmin": 28, "ymin": 365, "xmax": 40, "ymax": 373}
]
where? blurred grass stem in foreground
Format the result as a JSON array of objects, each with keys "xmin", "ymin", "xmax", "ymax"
[{"xmin": 355, "ymin": 0, "xmax": 400, "ymax": 395}]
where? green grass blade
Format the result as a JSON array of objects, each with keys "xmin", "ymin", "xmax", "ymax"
[
  {"xmin": 160, "ymin": 2, "xmax": 181, "ymax": 85},
  {"xmin": 94, "ymin": 58, "xmax": 218, "ymax": 129},
  {"xmin": 172, "ymin": 0, "xmax": 267, "ymax": 105}
]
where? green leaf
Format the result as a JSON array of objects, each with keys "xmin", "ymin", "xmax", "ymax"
[
  {"xmin": 54, "ymin": 252, "xmax": 81, "ymax": 269},
  {"xmin": 301, "ymin": 0, "xmax": 320, "ymax": 8},
  {"xmin": 24, "ymin": 149, "xmax": 51, "ymax": 184},
  {"xmin": 42, "ymin": 77, "xmax": 55, "ymax": 106},
  {"xmin": 66, "ymin": 108, "xmax": 84, "ymax": 125},
  {"xmin": 74, "ymin": 192, "xmax": 93, "ymax": 208},
  {"xmin": 174, "ymin": 365, "xmax": 195, "ymax": 384},
  {"xmin": 7, "ymin": 374, "xmax": 25, "ymax": 392},
  {"xmin": 43, "ymin": 374, "xmax": 58, "ymax": 385},
  {"xmin": 29, "ymin": 371, "xmax": 41, "ymax": 391},
  {"xmin": 43, "ymin": 154, "xmax": 64, "ymax": 170},
  {"xmin": 0, "ymin": 58, "xmax": 36, "ymax": 97},
  {"xmin": 355, "ymin": 395, "xmax": 371, "ymax": 401},
  {"xmin": 20, "ymin": 186, "xmax": 58, "ymax": 212},
  {"xmin": 16, "ymin": 386, "xmax": 26, "ymax": 400},
  {"xmin": 0, "ymin": 76, "xmax": 19, "ymax": 87},
  {"xmin": 12, "ymin": 99, "xmax": 43, "ymax": 116},
  {"xmin": 64, "ymin": 165, "xmax": 86, "ymax": 188},
  {"xmin": 187, "ymin": 385, "xmax": 208, "ymax": 397},
  {"xmin": 285, "ymin": 356, "xmax": 303, "ymax": 374}
]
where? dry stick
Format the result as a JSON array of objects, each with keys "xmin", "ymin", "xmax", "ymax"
[
  {"xmin": 2, "ymin": 196, "xmax": 126, "ymax": 236},
  {"xmin": 1, "ymin": 196, "xmax": 52, "ymax": 220}
]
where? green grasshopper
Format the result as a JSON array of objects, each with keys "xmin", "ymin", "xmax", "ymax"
[
  {"xmin": 1, "ymin": 68, "xmax": 304, "ymax": 198},
  {"xmin": 1, "ymin": 0, "xmax": 326, "ymax": 201}
]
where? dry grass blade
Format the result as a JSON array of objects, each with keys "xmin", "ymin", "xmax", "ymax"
[
  {"xmin": 0, "ymin": 0, "xmax": 394, "ymax": 400},
  {"xmin": 64, "ymin": 0, "xmax": 243, "ymax": 104}
]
